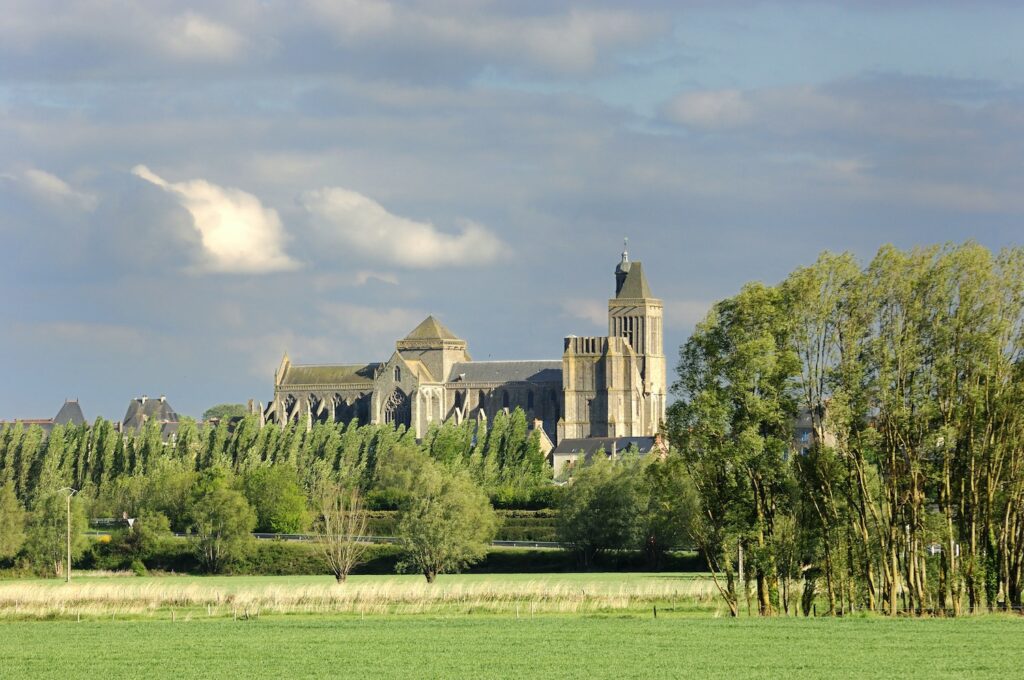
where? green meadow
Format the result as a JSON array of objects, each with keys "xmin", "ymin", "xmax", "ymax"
[{"xmin": 2, "ymin": 614, "xmax": 1021, "ymax": 679}]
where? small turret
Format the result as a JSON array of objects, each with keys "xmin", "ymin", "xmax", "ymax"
[{"xmin": 615, "ymin": 238, "xmax": 630, "ymax": 296}]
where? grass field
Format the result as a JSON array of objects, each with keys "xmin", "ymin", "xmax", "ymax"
[{"xmin": 2, "ymin": 615, "xmax": 1022, "ymax": 679}]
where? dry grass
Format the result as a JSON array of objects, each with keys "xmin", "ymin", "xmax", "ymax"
[{"xmin": 0, "ymin": 576, "xmax": 719, "ymax": 620}]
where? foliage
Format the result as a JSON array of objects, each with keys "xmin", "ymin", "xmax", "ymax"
[
  {"xmin": 395, "ymin": 453, "xmax": 499, "ymax": 582},
  {"xmin": 202, "ymin": 403, "xmax": 249, "ymax": 422},
  {"xmin": 117, "ymin": 510, "xmax": 171, "ymax": 562},
  {"xmin": 23, "ymin": 491, "xmax": 88, "ymax": 577},
  {"xmin": 556, "ymin": 456, "xmax": 646, "ymax": 566},
  {"xmin": 670, "ymin": 242, "xmax": 1024, "ymax": 616},
  {"xmin": 185, "ymin": 469, "xmax": 256, "ymax": 573},
  {"xmin": 241, "ymin": 466, "xmax": 308, "ymax": 534},
  {"xmin": 0, "ymin": 481, "xmax": 26, "ymax": 560}
]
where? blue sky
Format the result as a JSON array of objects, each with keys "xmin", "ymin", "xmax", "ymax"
[{"xmin": 2, "ymin": 1, "xmax": 1022, "ymax": 421}]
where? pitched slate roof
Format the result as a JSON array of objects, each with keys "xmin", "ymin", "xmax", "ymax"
[
  {"xmin": 404, "ymin": 315, "xmax": 461, "ymax": 341},
  {"xmin": 615, "ymin": 261, "xmax": 653, "ymax": 299},
  {"xmin": 551, "ymin": 436, "xmax": 658, "ymax": 457},
  {"xmin": 122, "ymin": 396, "xmax": 178, "ymax": 430},
  {"xmin": 53, "ymin": 400, "xmax": 86, "ymax": 426},
  {"xmin": 279, "ymin": 363, "xmax": 379, "ymax": 386},
  {"xmin": 447, "ymin": 360, "xmax": 562, "ymax": 384}
]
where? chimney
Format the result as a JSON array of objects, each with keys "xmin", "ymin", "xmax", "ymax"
[
  {"xmin": 159, "ymin": 395, "xmax": 166, "ymax": 403},
  {"xmin": 141, "ymin": 395, "xmax": 148, "ymax": 404}
]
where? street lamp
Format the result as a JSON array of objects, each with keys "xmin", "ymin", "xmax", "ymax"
[{"xmin": 57, "ymin": 487, "xmax": 77, "ymax": 583}]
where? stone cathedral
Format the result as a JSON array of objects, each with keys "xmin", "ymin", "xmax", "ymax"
[{"xmin": 265, "ymin": 246, "xmax": 666, "ymax": 445}]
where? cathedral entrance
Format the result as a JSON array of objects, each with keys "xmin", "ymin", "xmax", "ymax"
[{"xmin": 383, "ymin": 388, "xmax": 412, "ymax": 429}]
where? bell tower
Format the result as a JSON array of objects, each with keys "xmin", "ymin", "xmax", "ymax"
[{"xmin": 607, "ymin": 240, "xmax": 666, "ymax": 434}]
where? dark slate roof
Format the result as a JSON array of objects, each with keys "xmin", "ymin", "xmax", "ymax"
[
  {"xmin": 447, "ymin": 361, "xmax": 562, "ymax": 384},
  {"xmin": 552, "ymin": 436, "xmax": 658, "ymax": 457},
  {"xmin": 404, "ymin": 315, "xmax": 461, "ymax": 341},
  {"xmin": 615, "ymin": 261, "xmax": 653, "ymax": 299},
  {"xmin": 280, "ymin": 363, "xmax": 379, "ymax": 386},
  {"xmin": 123, "ymin": 396, "xmax": 178, "ymax": 430},
  {"xmin": 53, "ymin": 400, "xmax": 86, "ymax": 426}
]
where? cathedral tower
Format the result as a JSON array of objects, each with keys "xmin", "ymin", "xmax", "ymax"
[{"xmin": 607, "ymin": 241, "xmax": 666, "ymax": 434}]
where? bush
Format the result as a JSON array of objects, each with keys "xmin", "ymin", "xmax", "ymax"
[
  {"xmin": 186, "ymin": 468, "xmax": 256, "ymax": 573},
  {"xmin": 242, "ymin": 467, "xmax": 308, "ymax": 534},
  {"xmin": 489, "ymin": 485, "xmax": 562, "ymax": 510}
]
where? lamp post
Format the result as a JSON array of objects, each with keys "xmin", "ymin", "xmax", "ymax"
[{"xmin": 58, "ymin": 487, "xmax": 77, "ymax": 583}]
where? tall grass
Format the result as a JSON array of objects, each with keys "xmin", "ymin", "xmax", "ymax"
[{"xmin": 0, "ymin": 577, "xmax": 719, "ymax": 620}]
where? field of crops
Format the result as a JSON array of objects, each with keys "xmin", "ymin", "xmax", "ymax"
[{"xmin": 2, "ymin": 614, "xmax": 1022, "ymax": 679}]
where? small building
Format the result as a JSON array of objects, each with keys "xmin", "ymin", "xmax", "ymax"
[
  {"xmin": 117, "ymin": 394, "xmax": 180, "ymax": 441},
  {"xmin": 550, "ymin": 434, "xmax": 668, "ymax": 475},
  {"xmin": 1, "ymin": 399, "xmax": 87, "ymax": 435}
]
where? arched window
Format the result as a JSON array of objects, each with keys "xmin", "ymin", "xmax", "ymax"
[
  {"xmin": 502, "ymin": 391, "xmax": 510, "ymax": 409},
  {"xmin": 478, "ymin": 390, "xmax": 486, "ymax": 409},
  {"xmin": 454, "ymin": 390, "xmax": 464, "ymax": 410},
  {"xmin": 527, "ymin": 391, "xmax": 534, "ymax": 409},
  {"xmin": 383, "ymin": 388, "xmax": 411, "ymax": 428},
  {"xmin": 394, "ymin": 365, "xmax": 401, "ymax": 382}
]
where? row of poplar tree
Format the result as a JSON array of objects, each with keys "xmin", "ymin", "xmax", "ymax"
[
  {"xmin": 0, "ymin": 406, "xmax": 551, "ymax": 534},
  {"xmin": 669, "ymin": 242, "xmax": 1024, "ymax": 616}
]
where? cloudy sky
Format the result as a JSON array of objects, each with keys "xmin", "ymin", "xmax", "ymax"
[{"xmin": 2, "ymin": 1, "xmax": 1023, "ymax": 421}]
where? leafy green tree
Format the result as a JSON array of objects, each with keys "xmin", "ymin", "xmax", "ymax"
[
  {"xmin": 23, "ymin": 491, "xmax": 87, "ymax": 577},
  {"xmin": 556, "ymin": 455, "xmax": 645, "ymax": 567},
  {"xmin": 142, "ymin": 458, "xmax": 196, "ymax": 532},
  {"xmin": 242, "ymin": 466, "xmax": 308, "ymax": 534},
  {"xmin": 202, "ymin": 403, "xmax": 249, "ymax": 421},
  {"xmin": 371, "ymin": 443, "xmax": 436, "ymax": 509},
  {"xmin": 396, "ymin": 455, "xmax": 498, "ymax": 582},
  {"xmin": 0, "ymin": 481, "xmax": 27, "ymax": 560},
  {"xmin": 185, "ymin": 469, "xmax": 256, "ymax": 573},
  {"xmin": 638, "ymin": 455, "xmax": 699, "ymax": 568},
  {"xmin": 668, "ymin": 282, "xmax": 799, "ymax": 616}
]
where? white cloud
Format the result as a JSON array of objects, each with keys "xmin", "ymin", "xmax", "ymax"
[
  {"xmin": 664, "ymin": 89, "xmax": 753, "ymax": 129},
  {"xmin": 18, "ymin": 168, "xmax": 98, "ymax": 211},
  {"xmin": 132, "ymin": 165, "xmax": 299, "ymax": 274},
  {"xmin": 300, "ymin": 186, "xmax": 506, "ymax": 268},
  {"xmin": 159, "ymin": 12, "xmax": 246, "ymax": 61}
]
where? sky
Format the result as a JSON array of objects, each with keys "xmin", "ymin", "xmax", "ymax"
[{"xmin": 2, "ymin": 1, "xmax": 1023, "ymax": 421}]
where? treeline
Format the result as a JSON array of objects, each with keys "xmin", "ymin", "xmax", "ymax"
[
  {"xmin": 0, "ymin": 406, "xmax": 551, "ymax": 522},
  {"xmin": 0, "ymin": 408, "xmax": 555, "ymax": 575},
  {"xmin": 0, "ymin": 400, "xmax": 699, "ymax": 577},
  {"xmin": 669, "ymin": 242, "xmax": 1024, "ymax": 615}
]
